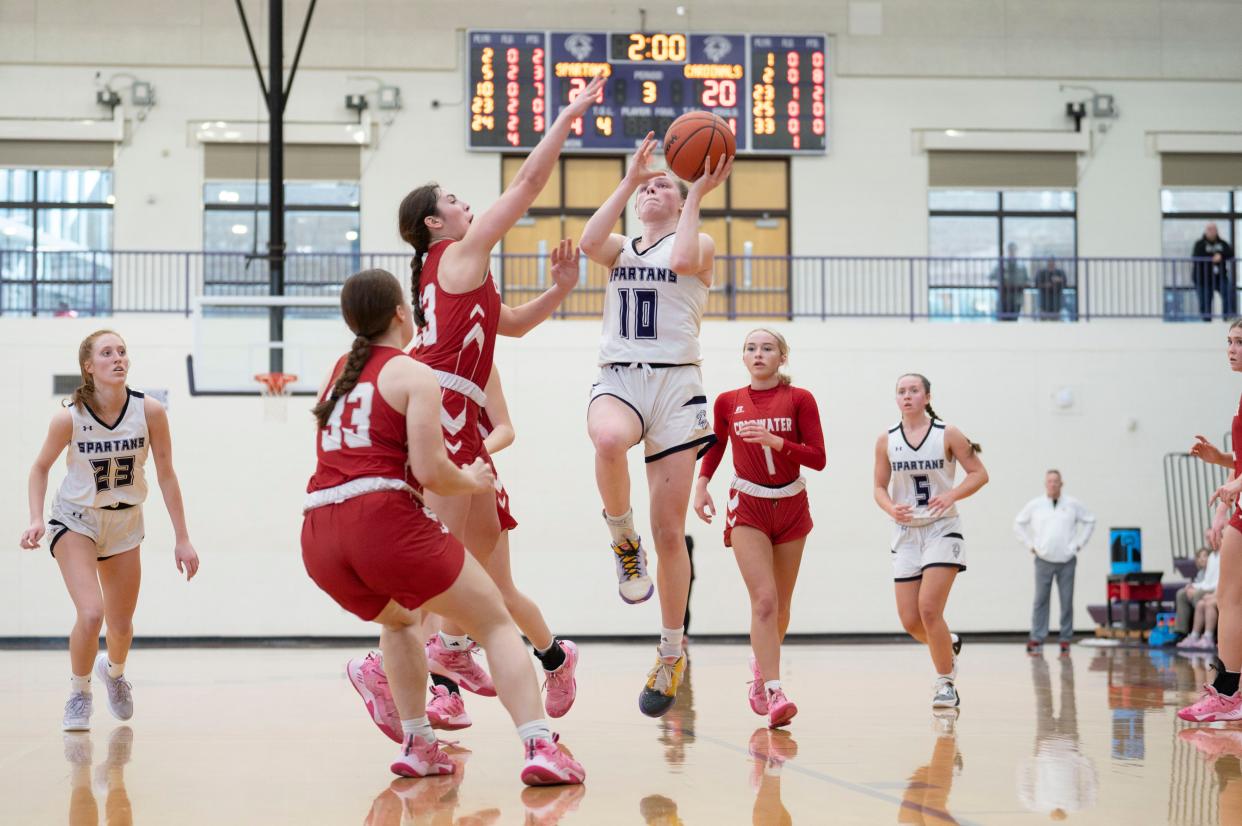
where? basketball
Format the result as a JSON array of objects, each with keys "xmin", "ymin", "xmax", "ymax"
[{"xmin": 663, "ymin": 111, "xmax": 736, "ymax": 182}]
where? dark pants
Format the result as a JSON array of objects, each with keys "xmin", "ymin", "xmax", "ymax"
[
  {"xmin": 999, "ymin": 286, "xmax": 1025, "ymax": 321},
  {"xmin": 1032, "ymin": 556, "xmax": 1076, "ymax": 643},
  {"xmin": 1038, "ymin": 286, "xmax": 1064, "ymax": 320},
  {"xmin": 1195, "ymin": 272, "xmax": 1236, "ymax": 321}
]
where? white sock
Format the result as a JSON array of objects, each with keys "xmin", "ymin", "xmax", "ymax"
[
  {"xmin": 1205, "ymin": 631, "xmax": 1216, "ymax": 640},
  {"xmin": 1186, "ymin": 632, "xmax": 1200, "ymax": 641},
  {"xmin": 401, "ymin": 716, "xmax": 435, "ymax": 744},
  {"xmin": 764, "ymin": 679, "xmax": 782, "ymax": 693},
  {"xmin": 438, "ymin": 632, "xmax": 470, "ymax": 650},
  {"xmin": 658, "ymin": 627, "xmax": 684, "ymax": 659},
  {"xmin": 604, "ymin": 509, "xmax": 640, "ymax": 545},
  {"xmin": 106, "ymin": 660, "xmax": 125, "ymax": 680},
  {"xmin": 936, "ymin": 673, "xmax": 954, "ymax": 684},
  {"xmin": 70, "ymin": 674, "xmax": 91, "ymax": 694},
  {"xmin": 516, "ymin": 718, "xmax": 553, "ymax": 745}
]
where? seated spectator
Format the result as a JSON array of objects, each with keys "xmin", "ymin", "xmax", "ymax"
[{"xmin": 1177, "ymin": 547, "xmax": 1220, "ymax": 649}]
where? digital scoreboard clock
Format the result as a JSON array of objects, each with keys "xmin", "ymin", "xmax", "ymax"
[{"xmin": 466, "ymin": 30, "xmax": 828, "ymax": 155}]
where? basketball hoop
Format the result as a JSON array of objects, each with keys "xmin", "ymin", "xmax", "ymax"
[{"xmin": 255, "ymin": 372, "xmax": 298, "ymax": 422}]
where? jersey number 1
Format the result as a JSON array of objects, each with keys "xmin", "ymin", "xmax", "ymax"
[
  {"xmin": 618, "ymin": 288, "xmax": 658, "ymax": 340},
  {"xmin": 322, "ymin": 382, "xmax": 375, "ymax": 451}
]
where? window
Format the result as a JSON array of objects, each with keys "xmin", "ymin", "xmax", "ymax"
[
  {"xmin": 202, "ymin": 180, "xmax": 360, "ymax": 297},
  {"xmin": 928, "ymin": 189, "xmax": 1077, "ymax": 321},
  {"xmin": 0, "ymin": 168, "xmax": 113, "ymax": 316},
  {"xmin": 1160, "ymin": 189, "xmax": 1241, "ymax": 321}
]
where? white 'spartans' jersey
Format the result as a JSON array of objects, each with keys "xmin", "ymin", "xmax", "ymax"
[
  {"xmin": 598, "ymin": 232, "xmax": 709, "ymax": 366},
  {"xmin": 59, "ymin": 389, "xmax": 150, "ymax": 509},
  {"xmin": 887, "ymin": 419, "xmax": 958, "ymax": 527}
]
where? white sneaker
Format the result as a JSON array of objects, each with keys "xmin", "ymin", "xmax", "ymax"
[
  {"xmin": 94, "ymin": 654, "xmax": 133, "ymax": 720},
  {"xmin": 611, "ymin": 537, "xmax": 654, "ymax": 604},
  {"xmin": 62, "ymin": 691, "xmax": 93, "ymax": 731},
  {"xmin": 932, "ymin": 678, "xmax": 960, "ymax": 709}
]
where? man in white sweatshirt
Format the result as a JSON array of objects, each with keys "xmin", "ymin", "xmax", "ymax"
[{"xmin": 1015, "ymin": 470, "xmax": 1097, "ymax": 653}]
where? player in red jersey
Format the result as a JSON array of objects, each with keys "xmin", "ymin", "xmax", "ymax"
[
  {"xmin": 1179, "ymin": 318, "xmax": 1242, "ymax": 723},
  {"xmin": 344, "ymin": 77, "xmax": 604, "ymax": 705},
  {"xmin": 694, "ymin": 329, "xmax": 824, "ymax": 728},
  {"xmin": 301, "ymin": 269, "xmax": 585, "ymax": 786}
]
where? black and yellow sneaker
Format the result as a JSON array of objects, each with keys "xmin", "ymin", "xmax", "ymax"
[
  {"xmin": 613, "ymin": 537, "xmax": 654, "ymax": 604},
  {"xmin": 638, "ymin": 653, "xmax": 686, "ymax": 717}
]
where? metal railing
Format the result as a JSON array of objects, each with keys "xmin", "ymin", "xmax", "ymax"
[{"xmin": 0, "ymin": 249, "xmax": 1236, "ymax": 322}]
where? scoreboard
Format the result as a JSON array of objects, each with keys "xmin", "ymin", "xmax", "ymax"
[{"xmin": 467, "ymin": 30, "xmax": 828, "ymax": 155}]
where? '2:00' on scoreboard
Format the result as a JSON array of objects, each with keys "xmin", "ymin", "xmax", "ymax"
[{"xmin": 467, "ymin": 30, "xmax": 828, "ymax": 155}]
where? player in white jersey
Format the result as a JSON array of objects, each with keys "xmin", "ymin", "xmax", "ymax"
[
  {"xmin": 19, "ymin": 330, "xmax": 200, "ymax": 731},
  {"xmin": 873, "ymin": 373, "xmax": 987, "ymax": 710},
  {"xmin": 579, "ymin": 131, "xmax": 732, "ymax": 717}
]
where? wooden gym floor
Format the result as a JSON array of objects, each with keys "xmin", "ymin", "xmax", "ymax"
[{"xmin": 0, "ymin": 642, "xmax": 1234, "ymax": 825}]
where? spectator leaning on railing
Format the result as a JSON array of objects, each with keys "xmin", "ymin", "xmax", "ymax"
[
  {"xmin": 1192, "ymin": 222, "xmax": 1235, "ymax": 322},
  {"xmin": 1034, "ymin": 258, "xmax": 1068, "ymax": 321},
  {"xmin": 1015, "ymin": 470, "xmax": 1097, "ymax": 653}
]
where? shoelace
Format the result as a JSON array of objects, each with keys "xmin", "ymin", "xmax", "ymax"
[
  {"xmin": 613, "ymin": 541, "xmax": 645, "ymax": 580},
  {"xmin": 112, "ymin": 677, "xmax": 132, "ymax": 704},
  {"xmin": 65, "ymin": 693, "xmax": 90, "ymax": 718},
  {"xmin": 648, "ymin": 660, "xmax": 675, "ymax": 693}
]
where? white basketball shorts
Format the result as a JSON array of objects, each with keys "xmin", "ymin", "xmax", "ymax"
[
  {"xmin": 48, "ymin": 497, "xmax": 144, "ymax": 560},
  {"xmin": 589, "ymin": 364, "xmax": 715, "ymax": 463},
  {"xmin": 890, "ymin": 516, "xmax": 967, "ymax": 582}
]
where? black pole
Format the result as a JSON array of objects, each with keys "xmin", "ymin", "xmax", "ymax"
[
  {"xmin": 284, "ymin": 0, "xmax": 318, "ymax": 99},
  {"xmin": 269, "ymin": 0, "xmax": 285, "ymax": 374},
  {"xmin": 234, "ymin": 0, "xmax": 269, "ymax": 103}
]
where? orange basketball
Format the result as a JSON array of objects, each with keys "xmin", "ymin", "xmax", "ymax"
[{"xmin": 663, "ymin": 112, "xmax": 735, "ymax": 182}]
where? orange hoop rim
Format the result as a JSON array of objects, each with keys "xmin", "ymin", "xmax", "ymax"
[{"xmin": 254, "ymin": 372, "xmax": 298, "ymax": 395}]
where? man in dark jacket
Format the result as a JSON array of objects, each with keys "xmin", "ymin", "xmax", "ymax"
[
  {"xmin": 1035, "ymin": 258, "xmax": 1068, "ymax": 321},
  {"xmin": 1193, "ymin": 223, "xmax": 1235, "ymax": 321},
  {"xmin": 993, "ymin": 242, "xmax": 1029, "ymax": 321}
]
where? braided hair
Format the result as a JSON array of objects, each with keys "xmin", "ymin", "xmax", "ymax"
[
  {"xmin": 900, "ymin": 373, "xmax": 982, "ymax": 454},
  {"xmin": 397, "ymin": 183, "xmax": 441, "ymax": 329},
  {"xmin": 311, "ymin": 269, "xmax": 405, "ymax": 429},
  {"xmin": 72, "ymin": 329, "xmax": 124, "ymax": 410}
]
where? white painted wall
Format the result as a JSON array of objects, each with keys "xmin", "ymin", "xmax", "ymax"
[{"xmin": 1, "ymin": 315, "xmax": 1231, "ymax": 637}]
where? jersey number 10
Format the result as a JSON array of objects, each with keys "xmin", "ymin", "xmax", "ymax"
[{"xmin": 617, "ymin": 288, "xmax": 658, "ymax": 340}]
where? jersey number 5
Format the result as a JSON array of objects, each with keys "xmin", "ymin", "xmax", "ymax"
[
  {"xmin": 322, "ymin": 382, "xmax": 375, "ymax": 451},
  {"xmin": 617, "ymin": 288, "xmax": 658, "ymax": 340},
  {"xmin": 913, "ymin": 474, "xmax": 930, "ymax": 507},
  {"xmin": 90, "ymin": 456, "xmax": 135, "ymax": 493}
]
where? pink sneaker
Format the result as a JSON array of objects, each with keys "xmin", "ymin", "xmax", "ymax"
[
  {"xmin": 390, "ymin": 735, "xmax": 456, "ymax": 778},
  {"xmin": 1177, "ymin": 685, "xmax": 1242, "ymax": 722},
  {"xmin": 427, "ymin": 636, "xmax": 497, "ymax": 697},
  {"xmin": 427, "ymin": 684, "xmax": 472, "ymax": 731},
  {"xmin": 748, "ymin": 657, "xmax": 768, "ymax": 716},
  {"xmin": 521, "ymin": 784, "xmax": 586, "ymax": 826},
  {"xmin": 543, "ymin": 640, "xmax": 579, "ymax": 719},
  {"xmin": 519, "ymin": 735, "xmax": 586, "ymax": 786},
  {"xmin": 1179, "ymin": 728, "xmax": 1242, "ymax": 762},
  {"xmin": 347, "ymin": 652, "xmax": 401, "ymax": 743},
  {"xmin": 1177, "ymin": 634, "xmax": 1201, "ymax": 649},
  {"xmin": 766, "ymin": 687, "xmax": 798, "ymax": 729}
]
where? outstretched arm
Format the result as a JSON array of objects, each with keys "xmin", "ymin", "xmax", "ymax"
[
  {"xmin": 146, "ymin": 398, "xmax": 200, "ymax": 580},
  {"xmin": 448, "ymin": 75, "xmax": 606, "ymax": 276},
  {"xmin": 498, "ymin": 238, "xmax": 580, "ymax": 337}
]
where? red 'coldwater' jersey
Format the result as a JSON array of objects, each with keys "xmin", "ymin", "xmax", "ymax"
[
  {"xmin": 699, "ymin": 384, "xmax": 826, "ymax": 486},
  {"xmin": 413, "ymin": 240, "xmax": 501, "ymax": 393},
  {"xmin": 307, "ymin": 347, "xmax": 414, "ymax": 492}
]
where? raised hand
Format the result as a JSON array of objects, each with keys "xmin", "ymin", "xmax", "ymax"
[
  {"xmin": 624, "ymin": 132, "xmax": 664, "ymax": 188},
  {"xmin": 739, "ymin": 423, "xmax": 783, "ymax": 450},
  {"xmin": 689, "ymin": 153, "xmax": 733, "ymax": 198},
  {"xmin": 564, "ymin": 74, "xmax": 606, "ymax": 118},
  {"xmin": 1191, "ymin": 435, "xmax": 1226, "ymax": 466},
  {"xmin": 549, "ymin": 238, "xmax": 581, "ymax": 291}
]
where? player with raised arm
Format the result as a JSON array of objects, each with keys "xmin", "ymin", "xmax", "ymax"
[
  {"xmin": 579, "ymin": 131, "xmax": 732, "ymax": 717},
  {"xmin": 20, "ymin": 330, "xmax": 200, "ymax": 731},
  {"xmin": 873, "ymin": 374, "xmax": 988, "ymax": 709},
  {"xmin": 345, "ymin": 77, "xmax": 605, "ymax": 710},
  {"xmin": 694, "ymin": 329, "xmax": 824, "ymax": 728},
  {"xmin": 302, "ymin": 268, "xmax": 585, "ymax": 785}
]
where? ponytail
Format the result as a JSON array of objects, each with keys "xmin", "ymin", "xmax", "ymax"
[
  {"xmin": 312, "ymin": 335, "xmax": 371, "ymax": 429},
  {"xmin": 398, "ymin": 183, "xmax": 441, "ymax": 329},
  {"xmin": 311, "ymin": 268, "xmax": 406, "ymax": 429}
]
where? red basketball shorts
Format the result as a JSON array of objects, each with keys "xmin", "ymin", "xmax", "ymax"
[
  {"xmin": 723, "ymin": 488, "xmax": 813, "ymax": 547},
  {"xmin": 1230, "ymin": 507, "xmax": 1242, "ymax": 535},
  {"xmin": 301, "ymin": 490, "xmax": 465, "ymax": 621}
]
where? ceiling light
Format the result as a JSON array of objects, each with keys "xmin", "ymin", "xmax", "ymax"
[
  {"xmin": 231, "ymin": 224, "xmax": 249, "ymax": 235},
  {"xmin": 345, "ymin": 230, "xmax": 359, "ymax": 241},
  {"xmin": 217, "ymin": 190, "xmax": 240, "ymax": 203}
]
